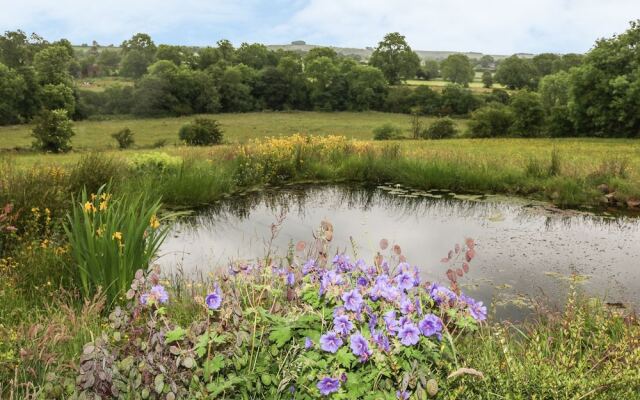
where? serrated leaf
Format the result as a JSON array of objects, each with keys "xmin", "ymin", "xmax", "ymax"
[
  {"xmin": 335, "ymin": 346, "xmax": 356, "ymax": 368},
  {"xmin": 203, "ymin": 355, "xmax": 225, "ymax": 381},
  {"xmin": 164, "ymin": 327, "xmax": 186, "ymax": 344},
  {"xmin": 268, "ymin": 325, "xmax": 292, "ymax": 348}
]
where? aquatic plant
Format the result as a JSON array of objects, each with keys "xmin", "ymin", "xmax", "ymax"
[{"xmin": 64, "ymin": 186, "xmax": 170, "ymax": 306}]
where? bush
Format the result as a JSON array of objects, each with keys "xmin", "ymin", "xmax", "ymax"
[
  {"xmin": 373, "ymin": 123, "xmax": 403, "ymax": 140},
  {"xmin": 129, "ymin": 152, "xmax": 182, "ymax": 173},
  {"xmin": 422, "ymin": 117, "xmax": 459, "ymax": 139},
  {"xmin": 179, "ymin": 118, "xmax": 224, "ymax": 146},
  {"xmin": 64, "ymin": 186, "xmax": 170, "ymax": 305},
  {"xmin": 509, "ymin": 90, "xmax": 545, "ymax": 137},
  {"xmin": 68, "ymin": 153, "xmax": 124, "ymax": 196},
  {"xmin": 468, "ymin": 104, "xmax": 514, "ymax": 138},
  {"xmin": 31, "ymin": 109, "xmax": 75, "ymax": 153},
  {"xmin": 111, "ymin": 128, "xmax": 135, "ymax": 149}
]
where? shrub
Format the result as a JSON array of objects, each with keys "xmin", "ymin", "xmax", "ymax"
[
  {"xmin": 129, "ymin": 152, "xmax": 182, "ymax": 173},
  {"xmin": 31, "ymin": 109, "xmax": 75, "ymax": 153},
  {"xmin": 65, "ymin": 186, "xmax": 170, "ymax": 306},
  {"xmin": 111, "ymin": 128, "xmax": 135, "ymax": 149},
  {"xmin": 151, "ymin": 138, "xmax": 168, "ymax": 148},
  {"xmin": 468, "ymin": 104, "xmax": 514, "ymax": 138},
  {"xmin": 423, "ymin": 117, "xmax": 459, "ymax": 139},
  {"xmin": 179, "ymin": 118, "xmax": 224, "ymax": 146},
  {"xmin": 68, "ymin": 153, "xmax": 124, "ymax": 196},
  {"xmin": 509, "ymin": 90, "xmax": 545, "ymax": 137},
  {"xmin": 373, "ymin": 123, "xmax": 403, "ymax": 140}
]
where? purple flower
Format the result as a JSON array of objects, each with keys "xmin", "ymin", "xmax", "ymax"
[
  {"xmin": 383, "ymin": 310, "xmax": 400, "ymax": 333},
  {"xmin": 398, "ymin": 323, "xmax": 420, "ymax": 346},
  {"xmin": 205, "ymin": 285, "xmax": 222, "ymax": 310},
  {"xmin": 400, "ymin": 297, "xmax": 416, "ymax": 315},
  {"xmin": 342, "ymin": 289, "xmax": 363, "ymax": 312},
  {"xmin": 302, "ymin": 259, "xmax": 316, "ymax": 275},
  {"xmin": 461, "ymin": 294, "xmax": 488, "ymax": 321},
  {"xmin": 141, "ymin": 285, "xmax": 169, "ymax": 305},
  {"xmin": 349, "ymin": 333, "xmax": 372, "ymax": 361},
  {"xmin": 397, "ymin": 390, "xmax": 410, "ymax": 400},
  {"xmin": 372, "ymin": 330, "xmax": 390, "ymax": 352},
  {"xmin": 333, "ymin": 254, "xmax": 353, "ymax": 272},
  {"xmin": 305, "ymin": 337, "xmax": 313, "ymax": 349},
  {"xmin": 317, "ymin": 377, "xmax": 340, "ymax": 396},
  {"xmin": 419, "ymin": 314, "xmax": 443, "ymax": 339},
  {"xmin": 394, "ymin": 272, "xmax": 414, "ymax": 291},
  {"xmin": 320, "ymin": 331, "xmax": 343, "ymax": 353},
  {"xmin": 429, "ymin": 283, "xmax": 457, "ymax": 305},
  {"xmin": 286, "ymin": 272, "xmax": 295, "ymax": 287},
  {"xmin": 357, "ymin": 276, "xmax": 369, "ymax": 287},
  {"xmin": 333, "ymin": 315, "xmax": 354, "ymax": 335}
]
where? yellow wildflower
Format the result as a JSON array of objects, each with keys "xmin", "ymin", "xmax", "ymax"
[
  {"xmin": 90, "ymin": 193, "xmax": 97, "ymax": 201},
  {"xmin": 150, "ymin": 214, "xmax": 160, "ymax": 230},
  {"xmin": 99, "ymin": 201, "xmax": 108, "ymax": 211},
  {"xmin": 112, "ymin": 231, "xmax": 123, "ymax": 241},
  {"xmin": 96, "ymin": 226, "xmax": 104, "ymax": 237},
  {"xmin": 84, "ymin": 201, "xmax": 96, "ymax": 213}
]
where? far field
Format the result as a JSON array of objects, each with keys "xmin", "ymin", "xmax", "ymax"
[{"xmin": 0, "ymin": 111, "xmax": 467, "ymax": 151}]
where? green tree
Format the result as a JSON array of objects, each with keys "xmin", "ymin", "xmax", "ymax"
[
  {"xmin": 41, "ymin": 83, "xmax": 76, "ymax": 115},
  {"xmin": 411, "ymin": 86, "xmax": 441, "ymax": 115},
  {"xmin": 482, "ymin": 71, "xmax": 493, "ymax": 88},
  {"xmin": 179, "ymin": 118, "xmax": 223, "ymax": 145},
  {"xmin": 196, "ymin": 47, "xmax": 221, "ymax": 70},
  {"xmin": 508, "ymin": 90, "xmax": 545, "ymax": 137},
  {"xmin": 479, "ymin": 55, "xmax": 495, "ymax": 69},
  {"xmin": 121, "ymin": 33, "xmax": 156, "ymax": 58},
  {"xmin": 569, "ymin": 20, "xmax": 640, "ymax": 137},
  {"xmin": 304, "ymin": 47, "xmax": 338, "ymax": 63},
  {"xmin": 305, "ymin": 56, "xmax": 340, "ymax": 110},
  {"xmin": 218, "ymin": 65, "xmax": 256, "ymax": 112},
  {"xmin": 0, "ymin": 30, "xmax": 45, "ymax": 68},
  {"xmin": 0, "ymin": 63, "xmax": 26, "ymax": 124},
  {"xmin": 494, "ymin": 55, "xmax": 538, "ymax": 89},
  {"xmin": 468, "ymin": 103, "xmax": 514, "ymax": 138},
  {"xmin": 346, "ymin": 64, "xmax": 388, "ymax": 111},
  {"xmin": 418, "ymin": 60, "xmax": 440, "ymax": 80},
  {"xmin": 538, "ymin": 71, "xmax": 574, "ymax": 136},
  {"xmin": 120, "ymin": 50, "xmax": 151, "ymax": 78},
  {"xmin": 440, "ymin": 54, "xmax": 475, "ymax": 86},
  {"xmin": 369, "ymin": 32, "xmax": 421, "ymax": 84},
  {"xmin": 31, "ymin": 109, "xmax": 75, "ymax": 152},
  {"xmin": 237, "ymin": 43, "xmax": 276, "ymax": 69},
  {"xmin": 532, "ymin": 53, "xmax": 560, "ymax": 77},
  {"xmin": 440, "ymin": 84, "xmax": 480, "ymax": 115},
  {"xmin": 552, "ymin": 53, "xmax": 583, "ymax": 72},
  {"xmin": 276, "ymin": 56, "xmax": 308, "ymax": 109},
  {"xmin": 155, "ymin": 45, "xmax": 185, "ymax": 66},
  {"xmin": 96, "ymin": 49, "xmax": 121, "ymax": 75},
  {"xmin": 33, "ymin": 45, "xmax": 73, "ymax": 85},
  {"xmin": 216, "ymin": 39, "xmax": 236, "ymax": 63}
]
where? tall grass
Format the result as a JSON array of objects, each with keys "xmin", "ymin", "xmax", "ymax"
[{"xmin": 64, "ymin": 186, "xmax": 170, "ymax": 305}]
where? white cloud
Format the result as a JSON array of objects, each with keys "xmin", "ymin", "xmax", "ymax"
[
  {"xmin": 0, "ymin": 0, "xmax": 638, "ymax": 53},
  {"xmin": 279, "ymin": 0, "xmax": 640, "ymax": 53}
]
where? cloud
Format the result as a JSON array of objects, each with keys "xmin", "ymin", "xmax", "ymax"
[{"xmin": 1, "ymin": 0, "xmax": 638, "ymax": 53}]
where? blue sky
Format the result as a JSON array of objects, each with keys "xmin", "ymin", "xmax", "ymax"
[{"xmin": 1, "ymin": 0, "xmax": 639, "ymax": 54}]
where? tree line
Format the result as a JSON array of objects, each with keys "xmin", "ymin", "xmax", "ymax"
[{"xmin": 2, "ymin": 22, "xmax": 640, "ymax": 138}]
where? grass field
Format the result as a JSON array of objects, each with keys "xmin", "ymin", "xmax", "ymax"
[
  {"xmin": 405, "ymin": 79, "xmax": 505, "ymax": 93},
  {"xmin": 75, "ymin": 76, "xmax": 134, "ymax": 92},
  {"xmin": 0, "ymin": 111, "xmax": 466, "ymax": 151}
]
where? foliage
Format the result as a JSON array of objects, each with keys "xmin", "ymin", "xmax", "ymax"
[
  {"xmin": 0, "ymin": 63, "xmax": 26, "ymax": 124},
  {"xmin": 440, "ymin": 84, "xmax": 480, "ymax": 115},
  {"xmin": 64, "ymin": 186, "xmax": 169, "ymax": 306},
  {"xmin": 111, "ymin": 127, "xmax": 135, "ymax": 149},
  {"xmin": 31, "ymin": 109, "xmax": 75, "ymax": 153},
  {"xmin": 373, "ymin": 123, "xmax": 403, "ymax": 140},
  {"xmin": 423, "ymin": 118, "xmax": 459, "ymax": 140},
  {"xmin": 468, "ymin": 103, "xmax": 514, "ymax": 138},
  {"xmin": 129, "ymin": 152, "xmax": 182, "ymax": 173},
  {"xmin": 369, "ymin": 32, "xmax": 421, "ymax": 84},
  {"xmin": 508, "ymin": 90, "xmax": 545, "ymax": 137},
  {"xmin": 494, "ymin": 55, "xmax": 538, "ymax": 90},
  {"xmin": 179, "ymin": 118, "xmax": 224, "ymax": 146},
  {"xmin": 441, "ymin": 54, "xmax": 475, "ymax": 86},
  {"xmin": 481, "ymin": 71, "xmax": 493, "ymax": 88}
]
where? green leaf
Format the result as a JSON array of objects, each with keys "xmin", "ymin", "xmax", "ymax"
[
  {"xmin": 164, "ymin": 327, "xmax": 186, "ymax": 344},
  {"xmin": 336, "ymin": 346, "xmax": 356, "ymax": 368},
  {"xmin": 269, "ymin": 325, "xmax": 292, "ymax": 348},
  {"xmin": 203, "ymin": 355, "xmax": 225, "ymax": 381}
]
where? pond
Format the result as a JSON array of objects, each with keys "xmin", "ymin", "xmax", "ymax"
[{"xmin": 158, "ymin": 185, "xmax": 640, "ymax": 321}]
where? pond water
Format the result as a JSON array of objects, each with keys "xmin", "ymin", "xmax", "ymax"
[{"xmin": 158, "ymin": 185, "xmax": 640, "ymax": 321}]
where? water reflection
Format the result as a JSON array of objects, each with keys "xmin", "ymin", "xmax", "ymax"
[{"xmin": 158, "ymin": 185, "xmax": 640, "ymax": 320}]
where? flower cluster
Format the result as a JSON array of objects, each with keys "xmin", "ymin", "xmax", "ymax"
[{"xmin": 306, "ymin": 254, "xmax": 485, "ymax": 396}]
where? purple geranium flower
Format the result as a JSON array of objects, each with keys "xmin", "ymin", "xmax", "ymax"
[
  {"xmin": 397, "ymin": 390, "xmax": 410, "ymax": 400},
  {"xmin": 141, "ymin": 285, "xmax": 169, "ymax": 305},
  {"xmin": 333, "ymin": 315, "xmax": 354, "ymax": 335},
  {"xmin": 317, "ymin": 377, "xmax": 340, "ymax": 396},
  {"xmin": 461, "ymin": 294, "xmax": 488, "ymax": 321},
  {"xmin": 429, "ymin": 283, "xmax": 457, "ymax": 305},
  {"xmin": 320, "ymin": 331, "xmax": 343, "ymax": 353},
  {"xmin": 372, "ymin": 330, "xmax": 390, "ymax": 352},
  {"xmin": 305, "ymin": 337, "xmax": 313, "ymax": 349},
  {"xmin": 398, "ymin": 322, "xmax": 420, "ymax": 346},
  {"xmin": 286, "ymin": 272, "xmax": 295, "ymax": 287},
  {"xmin": 205, "ymin": 284, "xmax": 222, "ymax": 310},
  {"xmin": 419, "ymin": 314, "xmax": 443, "ymax": 339},
  {"xmin": 400, "ymin": 297, "xmax": 416, "ymax": 315},
  {"xmin": 383, "ymin": 310, "xmax": 400, "ymax": 333},
  {"xmin": 394, "ymin": 272, "xmax": 414, "ymax": 291},
  {"xmin": 349, "ymin": 332, "xmax": 372, "ymax": 361},
  {"xmin": 302, "ymin": 259, "xmax": 316, "ymax": 275},
  {"xmin": 342, "ymin": 288, "xmax": 363, "ymax": 312}
]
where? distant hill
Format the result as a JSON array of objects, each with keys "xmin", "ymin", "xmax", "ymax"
[{"xmin": 266, "ymin": 43, "xmax": 535, "ymax": 61}]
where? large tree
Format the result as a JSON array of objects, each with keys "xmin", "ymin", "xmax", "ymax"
[
  {"xmin": 369, "ymin": 32, "xmax": 420, "ymax": 84},
  {"xmin": 440, "ymin": 54, "xmax": 475, "ymax": 86},
  {"xmin": 494, "ymin": 55, "xmax": 538, "ymax": 89}
]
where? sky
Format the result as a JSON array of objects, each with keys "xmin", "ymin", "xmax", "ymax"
[{"xmin": 1, "ymin": 0, "xmax": 639, "ymax": 54}]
